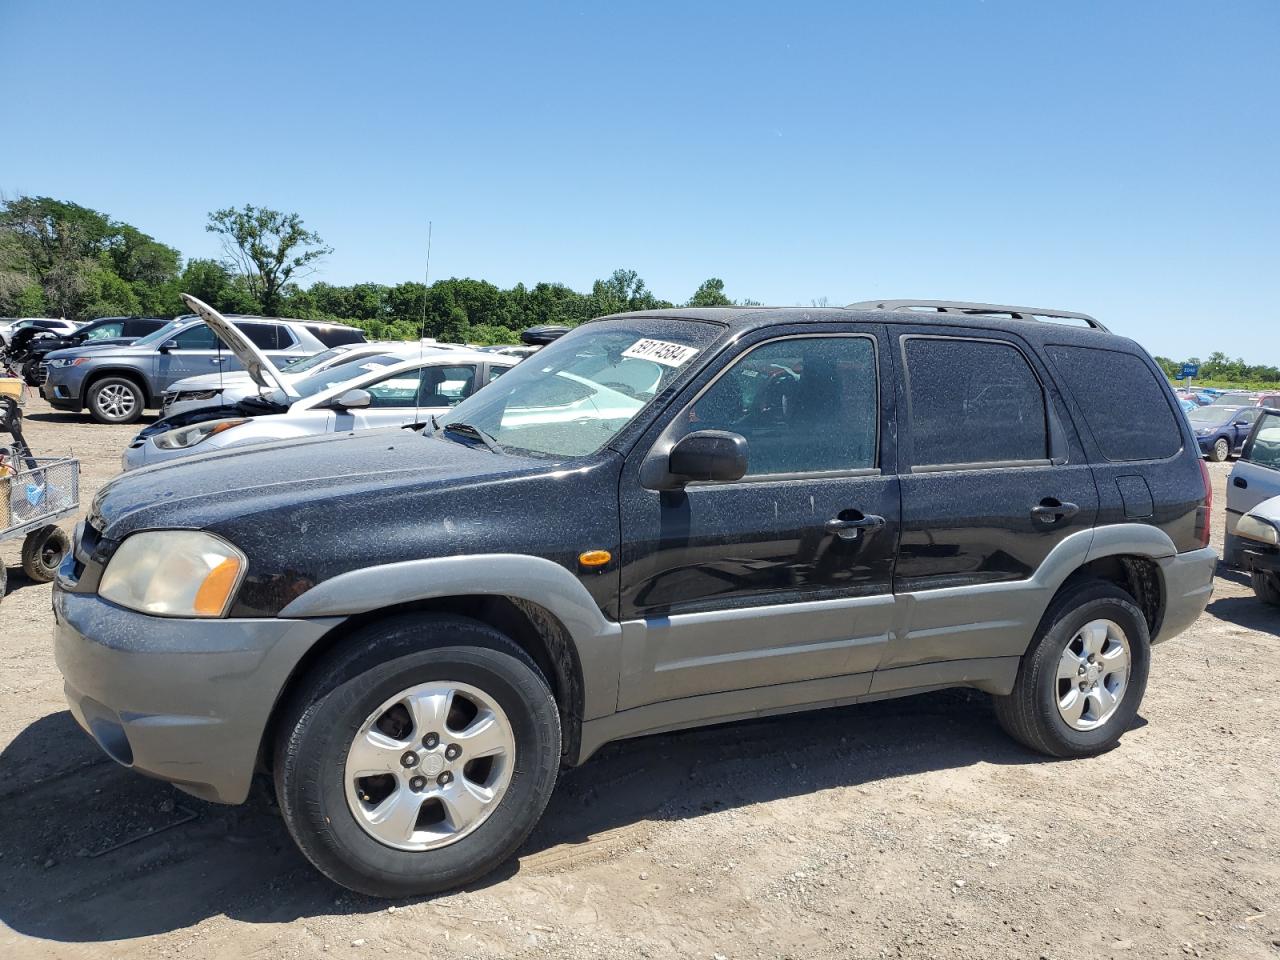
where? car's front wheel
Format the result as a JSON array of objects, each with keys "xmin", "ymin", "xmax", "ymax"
[
  {"xmin": 274, "ymin": 614, "xmax": 562, "ymax": 898},
  {"xmin": 993, "ymin": 580, "xmax": 1150, "ymax": 758},
  {"xmin": 1252, "ymin": 570, "xmax": 1280, "ymax": 607},
  {"xmin": 87, "ymin": 376, "xmax": 145, "ymax": 424},
  {"xmin": 1208, "ymin": 437, "xmax": 1231, "ymax": 462}
]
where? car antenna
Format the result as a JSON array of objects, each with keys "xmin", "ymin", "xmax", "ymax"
[{"xmin": 414, "ymin": 221, "xmax": 433, "ymax": 430}]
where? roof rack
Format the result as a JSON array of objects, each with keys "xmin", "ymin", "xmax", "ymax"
[{"xmin": 845, "ymin": 299, "xmax": 1109, "ymax": 333}]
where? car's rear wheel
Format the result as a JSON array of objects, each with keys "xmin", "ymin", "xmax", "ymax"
[
  {"xmin": 274, "ymin": 614, "xmax": 561, "ymax": 898},
  {"xmin": 21, "ymin": 524, "xmax": 70, "ymax": 583},
  {"xmin": 87, "ymin": 377, "xmax": 145, "ymax": 424},
  {"xmin": 1209, "ymin": 437, "xmax": 1230, "ymax": 462},
  {"xmin": 1252, "ymin": 570, "xmax": 1280, "ymax": 607},
  {"xmin": 993, "ymin": 580, "xmax": 1150, "ymax": 757}
]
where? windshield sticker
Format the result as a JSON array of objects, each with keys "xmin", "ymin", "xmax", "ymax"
[{"xmin": 622, "ymin": 338, "xmax": 700, "ymax": 367}]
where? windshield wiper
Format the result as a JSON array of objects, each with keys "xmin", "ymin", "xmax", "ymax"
[{"xmin": 443, "ymin": 421, "xmax": 504, "ymax": 454}]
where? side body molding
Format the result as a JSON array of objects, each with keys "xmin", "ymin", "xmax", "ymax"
[
  {"xmin": 885, "ymin": 523, "xmax": 1181, "ymax": 670},
  {"xmin": 279, "ymin": 554, "xmax": 623, "ymax": 719}
]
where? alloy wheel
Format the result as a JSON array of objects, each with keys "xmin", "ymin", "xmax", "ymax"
[
  {"xmin": 96, "ymin": 383, "xmax": 137, "ymax": 420},
  {"xmin": 344, "ymin": 681, "xmax": 516, "ymax": 851},
  {"xmin": 1056, "ymin": 619, "xmax": 1131, "ymax": 731}
]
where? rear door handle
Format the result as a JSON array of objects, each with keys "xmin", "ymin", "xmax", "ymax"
[
  {"xmin": 825, "ymin": 513, "xmax": 886, "ymax": 541},
  {"xmin": 1031, "ymin": 499, "xmax": 1079, "ymax": 524}
]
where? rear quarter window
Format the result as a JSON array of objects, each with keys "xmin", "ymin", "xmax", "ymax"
[
  {"xmin": 1046, "ymin": 345, "xmax": 1182, "ymax": 462},
  {"xmin": 307, "ymin": 324, "xmax": 366, "ymax": 347}
]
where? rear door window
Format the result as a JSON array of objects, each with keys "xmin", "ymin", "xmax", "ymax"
[
  {"xmin": 420, "ymin": 364, "xmax": 479, "ymax": 406},
  {"xmin": 1244, "ymin": 412, "xmax": 1280, "ymax": 470},
  {"xmin": 238, "ymin": 323, "xmax": 281, "ymax": 350},
  {"xmin": 1046, "ymin": 346, "xmax": 1182, "ymax": 462},
  {"xmin": 903, "ymin": 337, "xmax": 1047, "ymax": 467}
]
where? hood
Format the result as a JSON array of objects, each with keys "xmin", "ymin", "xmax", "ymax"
[
  {"xmin": 44, "ymin": 341, "xmax": 150, "ymax": 361},
  {"xmin": 179, "ymin": 294, "xmax": 299, "ymax": 401},
  {"xmin": 1246, "ymin": 495, "xmax": 1280, "ymax": 525},
  {"xmin": 92, "ymin": 428, "xmax": 556, "ymax": 539}
]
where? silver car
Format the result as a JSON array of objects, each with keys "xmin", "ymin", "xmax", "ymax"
[
  {"xmin": 1225, "ymin": 408, "xmax": 1280, "ymax": 566},
  {"xmin": 41, "ymin": 314, "xmax": 364, "ymax": 424},
  {"xmin": 160, "ymin": 341, "xmax": 454, "ymax": 418},
  {"xmin": 122, "ymin": 299, "xmax": 515, "ymax": 470}
]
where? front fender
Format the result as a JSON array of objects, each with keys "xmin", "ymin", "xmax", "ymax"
[{"xmin": 279, "ymin": 553, "xmax": 622, "ymax": 719}]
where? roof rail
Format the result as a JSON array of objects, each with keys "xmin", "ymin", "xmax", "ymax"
[{"xmin": 846, "ymin": 299, "xmax": 1109, "ymax": 333}]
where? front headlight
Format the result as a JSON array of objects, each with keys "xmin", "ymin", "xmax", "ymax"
[
  {"xmin": 49, "ymin": 358, "xmax": 88, "ymax": 368},
  {"xmin": 178, "ymin": 389, "xmax": 222, "ymax": 401},
  {"xmin": 99, "ymin": 530, "xmax": 247, "ymax": 617},
  {"xmin": 1237, "ymin": 513, "xmax": 1280, "ymax": 546},
  {"xmin": 153, "ymin": 418, "xmax": 248, "ymax": 450}
]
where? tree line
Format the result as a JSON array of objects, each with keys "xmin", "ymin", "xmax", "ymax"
[
  {"xmin": 1152, "ymin": 352, "xmax": 1280, "ymax": 388},
  {"xmin": 0, "ymin": 196, "xmax": 751, "ymax": 345}
]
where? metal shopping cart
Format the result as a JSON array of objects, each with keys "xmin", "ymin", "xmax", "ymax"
[{"xmin": 1, "ymin": 380, "xmax": 79, "ymax": 600}]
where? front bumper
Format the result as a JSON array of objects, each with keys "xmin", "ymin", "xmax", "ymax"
[
  {"xmin": 1241, "ymin": 545, "xmax": 1280, "ymax": 576},
  {"xmin": 1154, "ymin": 546, "xmax": 1218, "ymax": 642},
  {"xmin": 41, "ymin": 367, "xmax": 89, "ymax": 406},
  {"xmin": 53, "ymin": 586, "xmax": 341, "ymax": 804}
]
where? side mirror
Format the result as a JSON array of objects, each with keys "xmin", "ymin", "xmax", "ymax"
[
  {"xmin": 160, "ymin": 339, "xmax": 179, "ymax": 353},
  {"xmin": 332, "ymin": 388, "xmax": 372, "ymax": 410},
  {"xmin": 1234, "ymin": 420, "xmax": 1250, "ymax": 427},
  {"xmin": 668, "ymin": 430, "xmax": 749, "ymax": 485}
]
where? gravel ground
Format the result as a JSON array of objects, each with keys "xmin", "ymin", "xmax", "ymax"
[{"xmin": 0, "ymin": 395, "xmax": 1276, "ymax": 960}]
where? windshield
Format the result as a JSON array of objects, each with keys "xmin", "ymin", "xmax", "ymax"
[
  {"xmin": 1187, "ymin": 406, "xmax": 1230, "ymax": 425},
  {"xmin": 292, "ymin": 353, "xmax": 406, "ymax": 397},
  {"xmin": 132, "ymin": 318, "xmax": 188, "ymax": 347},
  {"xmin": 280, "ymin": 346, "xmax": 349, "ymax": 375},
  {"xmin": 437, "ymin": 318, "xmax": 721, "ymax": 458}
]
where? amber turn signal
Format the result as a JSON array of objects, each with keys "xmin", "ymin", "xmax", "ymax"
[{"xmin": 578, "ymin": 550, "xmax": 612, "ymax": 568}]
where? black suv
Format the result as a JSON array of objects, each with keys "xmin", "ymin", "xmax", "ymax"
[{"xmin": 54, "ymin": 297, "xmax": 1216, "ymax": 897}]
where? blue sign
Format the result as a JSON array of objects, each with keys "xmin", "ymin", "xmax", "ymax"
[{"xmin": 1181, "ymin": 363, "xmax": 1200, "ymax": 379}]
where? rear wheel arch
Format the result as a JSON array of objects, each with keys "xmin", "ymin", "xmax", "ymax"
[
  {"xmin": 261, "ymin": 596, "xmax": 586, "ymax": 775},
  {"xmin": 1050, "ymin": 554, "xmax": 1164, "ymax": 638}
]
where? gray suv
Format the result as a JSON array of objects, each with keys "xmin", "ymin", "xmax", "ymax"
[{"xmin": 41, "ymin": 314, "xmax": 365, "ymax": 423}]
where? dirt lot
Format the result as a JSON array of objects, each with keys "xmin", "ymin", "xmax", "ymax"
[{"xmin": 0, "ymin": 395, "xmax": 1276, "ymax": 960}]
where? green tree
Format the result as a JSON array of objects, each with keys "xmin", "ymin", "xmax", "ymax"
[
  {"xmin": 688, "ymin": 277, "xmax": 732, "ymax": 307},
  {"xmin": 206, "ymin": 204, "xmax": 332, "ymax": 316}
]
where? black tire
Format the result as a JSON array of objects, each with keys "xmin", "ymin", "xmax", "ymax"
[
  {"xmin": 20, "ymin": 359, "xmax": 41, "ymax": 387},
  {"xmin": 87, "ymin": 376, "xmax": 145, "ymax": 424},
  {"xmin": 1252, "ymin": 569, "xmax": 1280, "ymax": 607},
  {"xmin": 1208, "ymin": 437, "xmax": 1230, "ymax": 462},
  {"xmin": 993, "ymin": 580, "xmax": 1151, "ymax": 758},
  {"xmin": 0, "ymin": 563, "xmax": 7, "ymax": 602},
  {"xmin": 274, "ymin": 613, "xmax": 561, "ymax": 898},
  {"xmin": 21, "ymin": 525, "xmax": 70, "ymax": 583}
]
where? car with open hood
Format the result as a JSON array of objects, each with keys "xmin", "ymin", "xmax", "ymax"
[
  {"xmin": 159, "ymin": 340, "xmax": 453, "ymax": 419},
  {"xmin": 54, "ymin": 297, "xmax": 1215, "ymax": 899},
  {"xmin": 41, "ymin": 312, "xmax": 365, "ymax": 423},
  {"xmin": 121, "ymin": 299, "xmax": 514, "ymax": 469}
]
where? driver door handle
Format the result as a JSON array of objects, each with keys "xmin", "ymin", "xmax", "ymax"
[
  {"xmin": 825, "ymin": 512, "xmax": 886, "ymax": 541},
  {"xmin": 1031, "ymin": 499, "xmax": 1079, "ymax": 524}
]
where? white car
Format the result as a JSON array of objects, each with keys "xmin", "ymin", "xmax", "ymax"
[
  {"xmin": 161, "ymin": 340, "xmax": 451, "ymax": 418},
  {"xmin": 0, "ymin": 317, "xmax": 79, "ymax": 346},
  {"xmin": 122, "ymin": 297, "xmax": 515, "ymax": 470}
]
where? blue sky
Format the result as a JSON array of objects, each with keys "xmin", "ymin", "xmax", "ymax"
[{"xmin": 3, "ymin": 0, "xmax": 1276, "ymax": 360}]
